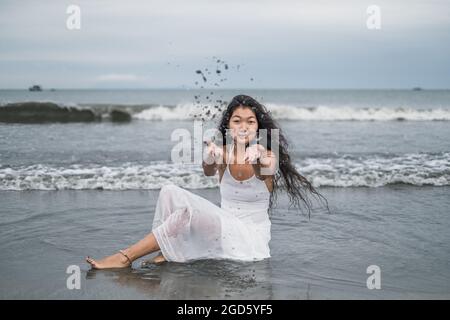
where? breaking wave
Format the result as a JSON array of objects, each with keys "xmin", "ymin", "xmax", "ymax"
[
  {"xmin": 1, "ymin": 153, "xmax": 448, "ymax": 190},
  {"xmin": 1, "ymin": 102, "xmax": 450, "ymax": 123}
]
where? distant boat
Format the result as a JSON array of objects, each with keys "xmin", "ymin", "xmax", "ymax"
[
  {"xmin": 412, "ymin": 87, "xmax": 422, "ymax": 91},
  {"xmin": 28, "ymin": 85, "xmax": 43, "ymax": 92}
]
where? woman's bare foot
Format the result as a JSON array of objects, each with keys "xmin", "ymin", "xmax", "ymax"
[
  {"xmin": 141, "ymin": 253, "xmax": 166, "ymax": 267},
  {"xmin": 86, "ymin": 251, "xmax": 132, "ymax": 269},
  {"xmin": 152, "ymin": 254, "xmax": 166, "ymax": 264}
]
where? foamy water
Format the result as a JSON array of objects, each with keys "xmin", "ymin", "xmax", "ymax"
[
  {"xmin": 1, "ymin": 153, "xmax": 448, "ymax": 190},
  {"xmin": 1, "ymin": 90, "xmax": 449, "ymax": 188},
  {"xmin": 3, "ymin": 101, "xmax": 450, "ymax": 122},
  {"xmin": 133, "ymin": 104, "xmax": 450, "ymax": 121}
]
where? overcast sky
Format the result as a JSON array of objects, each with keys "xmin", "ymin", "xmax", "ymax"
[{"xmin": 0, "ymin": 0, "xmax": 449, "ymax": 89}]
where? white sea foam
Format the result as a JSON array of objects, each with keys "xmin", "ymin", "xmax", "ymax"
[
  {"xmin": 1, "ymin": 153, "xmax": 448, "ymax": 190},
  {"xmin": 3, "ymin": 101, "xmax": 449, "ymax": 122},
  {"xmin": 299, "ymin": 152, "xmax": 450, "ymax": 187},
  {"xmin": 265, "ymin": 104, "xmax": 450, "ymax": 121},
  {"xmin": 132, "ymin": 103, "xmax": 450, "ymax": 121}
]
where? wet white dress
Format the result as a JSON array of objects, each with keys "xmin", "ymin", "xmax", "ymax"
[{"xmin": 151, "ymin": 148, "xmax": 272, "ymax": 262}]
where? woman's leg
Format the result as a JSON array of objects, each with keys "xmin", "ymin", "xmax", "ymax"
[
  {"xmin": 86, "ymin": 232, "xmax": 161, "ymax": 269},
  {"xmin": 85, "ymin": 185, "xmax": 179, "ymax": 269},
  {"xmin": 86, "ymin": 184, "xmax": 217, "ymax": 268}
]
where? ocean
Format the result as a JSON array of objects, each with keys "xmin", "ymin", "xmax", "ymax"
[{"xmin": 0, "ymin": 89, "xmax": 449, "ymax": 299}]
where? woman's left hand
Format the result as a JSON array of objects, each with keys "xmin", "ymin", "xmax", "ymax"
[{"xmin": 244, "ymin": 144, "xmax": 266, "ymax": 163}]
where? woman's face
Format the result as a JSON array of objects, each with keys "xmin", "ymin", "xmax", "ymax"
[{"xmin": 228, "ymin": 106, "xmax": 258, "ymax": 145}]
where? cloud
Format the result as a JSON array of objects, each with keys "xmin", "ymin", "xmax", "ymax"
[{"xmin": 0, "ymin": 0, "xmax": 449, "ymax": 88}]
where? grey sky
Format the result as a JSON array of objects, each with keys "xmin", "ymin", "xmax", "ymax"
[{"xmin": 0, "ymin": 0, "xmax": 449, "ymax": 89}]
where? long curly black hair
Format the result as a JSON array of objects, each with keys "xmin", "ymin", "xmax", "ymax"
[{"xmin": 217, "ymin": 94, "xmax": 328, "ymax": 218}]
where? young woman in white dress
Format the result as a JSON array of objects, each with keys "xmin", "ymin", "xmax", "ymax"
[{"xmin": 86, "ymin": 95, "xmax": 326, "ymax": 269}]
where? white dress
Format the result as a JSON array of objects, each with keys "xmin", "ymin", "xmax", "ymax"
[{"xmin": 151, "ymin": 146, "xmax": 272, "ymax": 263}]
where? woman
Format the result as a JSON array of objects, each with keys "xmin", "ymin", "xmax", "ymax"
[{"xmin": 86, "ymin": 95, "xmax": 325, "ymax": 269}]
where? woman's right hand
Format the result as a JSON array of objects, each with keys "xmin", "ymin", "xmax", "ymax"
[{"xmin": 203, "ymin": 139, "xmax": 223, "ymax": 165}]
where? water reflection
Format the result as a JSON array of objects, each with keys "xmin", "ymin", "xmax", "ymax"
[{"xmin": 86, "ymin": 258, "xmax": 274, "ymax": 299}]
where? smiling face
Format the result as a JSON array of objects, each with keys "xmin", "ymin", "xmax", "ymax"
[{"xmin": 228, "ymin": 106, "xmax": 258, "ymax": 145}]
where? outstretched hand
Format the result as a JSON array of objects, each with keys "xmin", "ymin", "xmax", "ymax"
[
  {"xmin": 244, "ymin": 144, "xmax": 275, "ymax": 172},
  {"xmin": 244, "ymin": 144, "xmax": 264, "ymax": 163},
  {"xmin": 203, "ymin": 139, "xmax": 223, "ymax": 165}
]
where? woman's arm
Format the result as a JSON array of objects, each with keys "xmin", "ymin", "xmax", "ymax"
[{"xmin": 202, "ymin": 142, "xmax": 224, "ymax": 176}]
